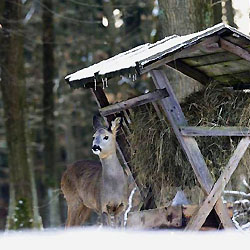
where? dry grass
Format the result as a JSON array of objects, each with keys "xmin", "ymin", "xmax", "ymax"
[{"xmin": 128, "ymin": 84, "xmax": 250, "ymax": 205}]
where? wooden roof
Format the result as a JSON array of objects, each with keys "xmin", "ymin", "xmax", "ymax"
[{"xmin": 65, "ymin": 23, "xmax": 250, "ymax": 90}]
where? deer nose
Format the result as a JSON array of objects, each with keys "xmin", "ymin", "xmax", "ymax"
[{"xmin": 92, "ymin": 145, "xmax": 102, "ymax": 152}]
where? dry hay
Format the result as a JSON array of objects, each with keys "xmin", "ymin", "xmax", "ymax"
[{"xmin": 128, "ymin": 84, "xmax": 250, "ymax": 206}]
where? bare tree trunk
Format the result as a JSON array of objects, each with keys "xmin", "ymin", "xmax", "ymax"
[
  {"xmin": 212, "ymin": 0, "xmax": 222, "ymax": 24},
  {"xmin": 225, "ymin": 0, "xmax": 237, "ymax": 28},
  {"xmin": 64, "ymin": 117, "xmax": 76, "ymax": 164},
  {"xmin": 42, "ymin": 0, "xmax": 61, "ymax": 227},
  {"xmin": 158, "ymin": 0, "xmax": 218, "ymax": 100},
  {"xmin": 0, "ymin": 0, "xmax": 41, "ymax": 229}
]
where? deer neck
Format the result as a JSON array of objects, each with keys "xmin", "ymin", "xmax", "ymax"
[{"xmin": 100, "ymin": 153, "xmax": 123, "ymax": 177}]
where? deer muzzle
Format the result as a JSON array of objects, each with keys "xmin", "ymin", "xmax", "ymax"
[{"xmin": 92, "ymin": 145, "xmax": 102, "ymax": 154}]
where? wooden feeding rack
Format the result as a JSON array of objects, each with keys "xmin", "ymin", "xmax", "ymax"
[{"xmin": 65, "ymin": 23, "xmax": 250, "ymax": 230}]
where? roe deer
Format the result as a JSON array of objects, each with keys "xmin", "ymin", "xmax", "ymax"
[{"xmin": 61, "ymin": 115, "xmax": 128, "ymax": 227}]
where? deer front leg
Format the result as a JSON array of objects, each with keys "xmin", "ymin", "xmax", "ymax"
[
  {"xmin": 114, "ymin": 204, "xmax": 125, "ymax": 227},
  {"xmin": 114, "ymin": 212, "xmax": 125, "ymax": 227},
  {"xmin": 101, "ymin": 212, "xmax": 109, "ymax": 226}
]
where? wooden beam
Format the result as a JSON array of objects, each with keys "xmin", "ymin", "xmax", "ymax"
[
  {"xmin": 126, "ymin": 204, "xmax": 233, "ymax": 229},
  {"xmin": 180, "ymin": 126, "xmax": 250, "ymax": 137},
  {"xmin": 151, "ymin": 70, "xmax": 213, "ymax": 192},
  {"xmin": 224, "ymin": 190, "xmax": 250, "ymax": 199},
  {"xmin": 220, "ymin": 38, "xmax": 250, "ymax": 62},
  {"xmin": 182, "ymin": 203, "xmax": 233, "ymax": 225},
  {"xmin": 141, "ymin": 36, "xmax": 220, "ymax": 74},
  {"xmin": 167, "ymin": 60, "xmax": 212, "ymax": 85},
  {"xmin": 213, "ymin": 71, "xmax": 250, "ymax": 85},
  {"xmin": 182, "ymin": 52, "xmax": 240, "ymax": 67},
  {"xmin": 91, "ymin": 86, "xmax": 112, "ymax": 117},
  {"xmin": 127, "ymin": 206, "xmax": 183, "ymax": 229},
  {"xmin": 185, "ymin": 137, "xmax": 250, "ymax": 231},
  {"xmin": 150, "ymin": 69, "xmax": 234, "ymax": 229},
  {"xmin": 99, "ymin": 88, "xmax": 169, "ymax": 117}
]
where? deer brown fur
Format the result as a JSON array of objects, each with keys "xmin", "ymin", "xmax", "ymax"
[{"xmin": 61, "ymin": 116, "xmax": 128, "ymax": 227}]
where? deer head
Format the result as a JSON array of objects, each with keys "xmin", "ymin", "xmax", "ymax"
[{"xmin": 92, "ymin": 115, "xmax": 121, "ymax": 159}]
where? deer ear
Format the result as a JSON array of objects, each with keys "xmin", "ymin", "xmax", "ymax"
[
  {"xmin": 93, "ymin": 115, "xmax": 103, "ymax": 131},
  {"xmin": 110, "ymin": 117, "xmax": 121, "ymax": 135}
]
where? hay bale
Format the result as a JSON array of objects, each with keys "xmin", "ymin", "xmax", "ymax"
[{"xmin": 128, "ymin": 84, "xmax": 250, "ymax": 206}]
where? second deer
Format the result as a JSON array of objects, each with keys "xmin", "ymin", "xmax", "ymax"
[{"xmin": 61, "ymin": 115, "xmax": 128, "ymax": 227}]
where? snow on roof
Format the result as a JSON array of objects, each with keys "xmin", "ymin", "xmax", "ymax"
[{"xmin": 65, "ymin": 23, "xmax": 250, "ymax": 88}]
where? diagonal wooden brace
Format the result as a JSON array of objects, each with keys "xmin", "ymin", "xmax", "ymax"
[
  {"xmin": 185, "ymin": 137, "xmax": 250, "ymax": 230},
  {"xmin": 150, "ymin": 68, "xmax": 235, "ymax": 229},
  {"xmin": 220, "ymin": 38, "xmax": 250, "ymax": 62}
]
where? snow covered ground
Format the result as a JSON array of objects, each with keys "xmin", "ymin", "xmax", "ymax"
[{"xmin": 0, "ymin": 228, "xmax": 249, "ymax": 250}]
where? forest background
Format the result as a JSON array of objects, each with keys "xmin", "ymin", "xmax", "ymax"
[{"xmin": 0, "ymin": 0, "xmax": 249, "ymax": 230}]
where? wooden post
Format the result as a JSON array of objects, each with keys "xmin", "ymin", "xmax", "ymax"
[
  {"xmin": 99, "ymin": 88, "xmax": 169, "ymax": 116},
  {"xmin": 185, "ymin": 137, "xmax": 250, "ymax": 230},
  {"xmin": 220, "ymin": 38, "xmax": 250, "ymax": 62},
  {"xmin": 180, "ymin": 126, "xmax": 250, "ymax": 137},
  {"xmin": 167, "ymin": 60, "xmax": 212, "ymax": 85},
  {"xmin": 126, "ymin": 204, "xmax": 233, "ymax": 229},
  {"xmin": 150, "ymin": 68, "xmax": 234, "ymax": 229},
  {"xmin": 127, "ymin": 206, "xmax": 183, "ymax": 229}
]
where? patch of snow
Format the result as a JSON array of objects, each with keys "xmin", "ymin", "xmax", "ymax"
[
  {"xmin": 224, "ymin": 190, "xmax": 250, "ymax": 198},
  {"xmin": 0, "ymin": 228, "xmax": 250, "ymax": 250},
  {"xmin": 242, "ymin": 222, "xmax": 250, "ymax": 230},
  {"xmin": 234, "ymin": 199, "xmax": 250, "ymax": 205},
  {"xmin": 172, "ymin": 190, "xmax": 190, "ymax": 206},
  {"xmin": 124, "ymin": 187, "xmax": 137, "ymax": 226}
]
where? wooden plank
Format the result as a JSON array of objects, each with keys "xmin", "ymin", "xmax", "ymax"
[
  {"xmin": 126, "ymin": 204, "xmax": 233, "ymax": 229},
  {"xmin": 182, "ymin": 52, "xmax": 240, "ymax": 67},
  {"xmin": 185, "ymin": 137, "xmax": 250, "ymax": 231},
  {"xmin": 214, "ymin": 71, "xmax": 250, "ymax": 84},
  {"xmin": 151, "ymin": 69, "xmax": 213, "ymax": 192},
  {"xmin": 180, "ymin": 126, "xmax": 250, "ymax": 137},
  {"xmin": 196, "ymin": 59, "xmax": 250, "ymax": 77},
  {"xmin": 220, "ymin": 38, "xmax": 250, "ymax": 62},
  {"xmin": 127, "ymin": 206, "xmax": 182, "ymax": 229},
  {"xmin": 222, "ymin": 35, "xmax": 250, "ymax": 48},
  {"xmin": 183, "ymin": 203, "xmax": 233, "ymax": 224},
  {"xmin": 167, "ymin": 60, "xmax": 212, "ymax": 85},
  {"xmin": 208, "ymin": 199, "xmax": 234, "ymax": 229},
  {"xmin": 140, "ymin": 36, "xmax": 221, "ymax": 74},
  {"xmin": 99, "ymin": 88, "xmax": 169, "ymax": 117},
  {"xmin": 150, "ymin": 69, "xmax": 234, "ymax": 229}
]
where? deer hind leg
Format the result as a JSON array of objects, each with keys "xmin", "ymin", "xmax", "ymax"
[
  {"xmin": 77, "ymin": 204, "xmax": 92, "ymax": 225},
  {"xmin": 66, "ymin": 204, "xmax": 92, "ymax": 227}
]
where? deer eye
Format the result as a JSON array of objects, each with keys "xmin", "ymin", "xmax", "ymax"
[{"xmin": 103, "ymin": 135, "xmax": 109, "ymax": 140}]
